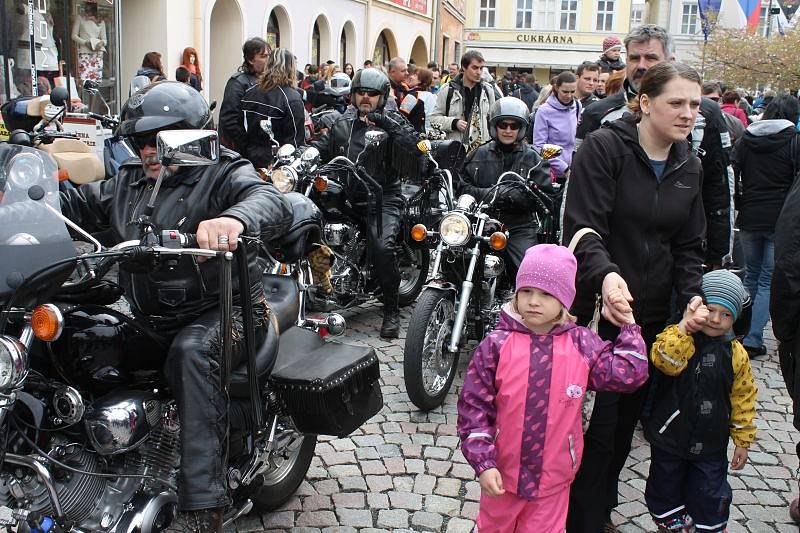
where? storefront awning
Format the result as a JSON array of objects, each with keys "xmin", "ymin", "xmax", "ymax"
[{"xmin": 467, "ymin": 45, "xmax": 600, "ymax": 69}]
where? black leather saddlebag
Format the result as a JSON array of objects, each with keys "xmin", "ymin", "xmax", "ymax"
[{"xmin": 269, "ymin": 328, "xmax": 383, "ymax": 437}]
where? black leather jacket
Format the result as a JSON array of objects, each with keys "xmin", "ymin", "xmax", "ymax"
[
  {"xmin": 60, "ymin": 148, "xmax": 293, "ymax": 324},
  {"xmin": 311, "ymin": 107, "xmax": 419, "ymax": 196},
  {"xmin": 458, "ymin": 140, "xmax": 551, "ymax": 225},
  {"xmin": 218, "ymin": 71, "xmax": 258, "ymax": 154},
  {"xmin": 241, "ymin": 84, "xmax": 306, "ymax": 169}
]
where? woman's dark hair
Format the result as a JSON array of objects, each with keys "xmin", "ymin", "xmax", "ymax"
[
  {"xmin": 629, "ymin": 62, "xmax": 702, "ymax": 116},
  {"xmin": 141, "ymin": 52, "xmax": 165, "ymax": 77},
  {"xmin": 721, "ymin": 90, "xmax": 740, "ymax": 105},
  {"xmin": 554, "ymin": 71, "xmax": 576, "ymax": 87},
  {"xmin": 763, "ymin": 95, "xmax": 800, "ymax": 124},
  {"xmin": 240, "ymin": 37, "xmax": 269, "ymax": 74}
]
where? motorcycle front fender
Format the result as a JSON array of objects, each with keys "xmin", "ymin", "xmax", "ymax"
[{"xmin": 422, "ymin": 279, "xmax": 458, "ymax": 294}]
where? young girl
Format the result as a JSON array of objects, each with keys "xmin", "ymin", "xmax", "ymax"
[{"xmin": 457, "ymin": 244, "xmax": 649, "ymax": 532}]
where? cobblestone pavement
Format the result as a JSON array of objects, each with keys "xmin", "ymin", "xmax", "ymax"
[{"xmin": 233, "ymin": 302, "xmax": 800, "ymax": 533}]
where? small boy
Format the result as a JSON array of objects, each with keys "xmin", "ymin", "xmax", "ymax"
[{"xmin": 645, "ymin": 269, "xmax": 757, "ymax": 533}]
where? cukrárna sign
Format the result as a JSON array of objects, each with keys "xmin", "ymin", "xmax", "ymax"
[{"xmin": 516, "ymin": 34, "xmax": 574, "ymax": 44}]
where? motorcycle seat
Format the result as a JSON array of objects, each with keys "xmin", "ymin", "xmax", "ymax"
[
  {"xmin": 262, "ymin": 273, "xmax": 299, "ymax": 333},
  {"xmin": 40, "ymin": 138, "xmax": 105, "ymax": 183}
]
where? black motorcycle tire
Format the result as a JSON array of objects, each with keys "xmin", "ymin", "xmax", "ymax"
[
  {"xmin": 398, "ymin": 247, "xmax": 430, "ymax": 307},
  {"xmin": 251, "ymin": 433, "xmax": 317, "ymax": 512},
  {"xmin": 403, "ymin": 288, "xmax": 460, "ymax": 411}
]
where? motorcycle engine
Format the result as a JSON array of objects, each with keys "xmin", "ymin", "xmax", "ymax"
[{"xmin": 329, "ymin": 227, "xmax": 366, "ymax": 300}]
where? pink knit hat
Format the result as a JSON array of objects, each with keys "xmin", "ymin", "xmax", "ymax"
[
  {"xmin": 516, "ymin": 244, "xmax": 577, "ymax": 308},
  {"xmin": 603, "ymin": 36, "xmax": 623, "ymax": 53}
]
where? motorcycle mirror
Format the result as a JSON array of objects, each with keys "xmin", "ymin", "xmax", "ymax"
[
  {"xmin": 49, "ymin": 86, "xmax": 69, "ymax": 108},
  {"xmin": 156, "ymin": 130, "xmax": 220, "ymax": 167},
  {"xmin": 276, "ymin": 144, "xmax": 296, "ymax": 159},
  {"xmin": 539, "ymin": 144, "xmax": 563, "ymax": 160},
  {"xmin": 83, "ymin": 79, "xmax": 100, "ymax": 92},
  {"xmin": 300, "ymin": 146, "xmax": 321, "ymax": 169},
  {"xmin": 129, "ymin": 75, "xmax": 151, "ymax": 96}
]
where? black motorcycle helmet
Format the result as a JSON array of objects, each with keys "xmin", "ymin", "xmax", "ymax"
[
  {"xmin": 351, "ymin": 68, "xmax": 390, "ymax": 111},
  {"xmin": 117, "ymin": 81, "xmax": 211, "ymax": 138},
  {"xmin": 488, "ymin": 96, "xmax": 530, "ymax": 143}
]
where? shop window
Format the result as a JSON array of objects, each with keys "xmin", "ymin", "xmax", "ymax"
[
  {"xmin": 2, "ymin": 0, "xmax": 120, "ymax": 113},
  {"xmin": 560, "ymin": 0, "xmax": 578, "ymax": 30},
  {"xmin": 631, "ymin": 3, "xmax": 644, "ymax": 26},
  {"xmin": 373, "ymin": 31, "xmax": 391, "ymax": 67},
  {"xmin": 596, "ymin": 0, "xmax": 615, "ymax": 31},
  {"xmin": 479, "ymin": 0, "xmax": 496, "ymax": 28},
  {"xmin": 534, "ymin": 0, "xmax": 556, "ymax": 30},
  {"xmin": 267, "ymin": 10, "xmax": 280, "ymax": 49},
  {"xmin": 681, "ymin": 3, "xmax": 699, "ymax": 34},
  {"xmin": 516, "ymin": 0, "xmax": 534, "ymax": 28}
]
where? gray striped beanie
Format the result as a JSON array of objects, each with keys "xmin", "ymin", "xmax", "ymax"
[{"xmin": 701, "ymin": 270, "xmax": 748, "ymax": 320}]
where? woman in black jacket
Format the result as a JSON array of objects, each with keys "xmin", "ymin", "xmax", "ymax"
[
  {"xmin": 241, "ymin": 48, "xmax": 305, "ymax": 169},
  {"xmin": 733, "ymin": 95, "xmax": 800, "ymax": 357},
  {"xmin": 562, "ymin": 62, "xmax": 706, "ymax": 532}
]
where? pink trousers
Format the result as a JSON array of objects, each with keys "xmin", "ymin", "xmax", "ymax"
[{"xmin": 477, "ymin": 487, "xmax": 569, "ymax": 533}]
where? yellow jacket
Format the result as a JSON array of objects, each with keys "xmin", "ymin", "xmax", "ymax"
[{"xmin": 650, "ymin": 325, "xmax": 757, "ymax": 449}]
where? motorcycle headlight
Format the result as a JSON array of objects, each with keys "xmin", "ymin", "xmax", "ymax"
[
  {"xmin": 270, "ymin": 166, "xmax": 297, "ymax": 193},
  {"xmin": 8, "ymin": 152, "xmax": 45, "ymax": 189},
  {"xmin": 0, "ymin": 336, "xmax": 28, "ymax": 391},
  {"xmin": 439, "ymin": 212, "xmax": 472, "ymax": 246}
]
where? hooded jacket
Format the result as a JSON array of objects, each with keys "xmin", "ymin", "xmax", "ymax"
[
  {"xmin": 563, "ymin": 115, "xmax": 705, "ymax": 325},
  {"xmin": 732, "ymin": 119, "xmax": 799, "ymax": 233},
  {"xmin": 513, "ymin": 83, "xmax": 540, "ymax": 112},
  {"xmin": 720, "ymin": 103, "xmax": 748, "ymax": 129},
  {"xmin": 457, "ymin": 305, "xmax": 647, "ymax": 500},
  {"xmin": 532, "ymin": 94, "xmax": 580, "ymax": 177}
]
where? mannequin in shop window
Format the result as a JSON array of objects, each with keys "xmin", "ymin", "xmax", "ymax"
[
  {"xmin": 180, "ymin": 47, "xmax": 203, "ymax": 92},
  {"xmin": 71, "ymin": 0, "xmax": 107, "ymax": 84}
]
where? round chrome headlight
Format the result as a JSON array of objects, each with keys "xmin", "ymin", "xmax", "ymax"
[
  {"xmin": 8, "ymin": 152, "xmax": 45, "ymax": 189},
  {"xmin": 439, "ymin": 212, "xmax": 471, "ymax": 246},
  {"xmin": 270, "ymin": 166, "xmax": 297, "ymax": 193},
  {"xmin": 0, "ymin": 335, "xmax": 28, "ymax": 390}
]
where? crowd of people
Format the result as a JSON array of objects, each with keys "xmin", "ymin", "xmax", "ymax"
[{"xmin": 73, "ymin": 20, "xmax": 800, "ymax": 533}]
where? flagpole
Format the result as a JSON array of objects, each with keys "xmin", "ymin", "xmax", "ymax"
[{"xmin": 766, "ymin": 0, "xmax": 774, "ymax": 36}]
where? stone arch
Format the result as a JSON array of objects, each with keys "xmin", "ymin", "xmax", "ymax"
[
  {"xmin": 409, "ymin": 35, "xmax": 428, "ymax": 65},
  {"xmin": 372, "ymin": 28, "xmax": 398, "ymax": 67},
  {"xmin": 339, "ymin": 20, "xmax": 357, "ymax": 67},
  {"xmin": 264, "ymin": 4, "xmax": 292, "ymax": 50},
  {"xmin": 310, "ymin": 13, "xmax": 333, "ymax": 66},
  {"xmin": 208, "ymin": 0, "xmax": 244, "ymax": 118}
]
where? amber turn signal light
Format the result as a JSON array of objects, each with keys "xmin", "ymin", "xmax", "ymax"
[
  {"xmin": 31, "ymin": 304, "xmax": 63, "ymax": 342},
  {"xmin": 410, "ymin": 224, "xmax": 428, "ymax": 242},
  {"xmin": 57, "ymin": 169, "xmax": 70, "ymax": 182},
  {"xmin": 489, "ymin": 232, "xmax": 507, "ymax": 251},
  {"xmin": 314, "ymin": 176, "xmax": 329, "ymax": 192}
]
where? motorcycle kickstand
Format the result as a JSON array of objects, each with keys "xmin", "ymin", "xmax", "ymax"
[
  {"xmin": 235, "ymin": 414, "xmax": 279, "ymax": 488},
  {"xmin": 222, "ymin": 499, "xmax": 254, "ymax": 528}
]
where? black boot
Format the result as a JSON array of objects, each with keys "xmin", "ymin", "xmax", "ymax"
[
  {"xmin": 165, "ymin": 508, "xmax": 223, "ymax": 533},
  {"xmin": 380, "ymin": 292, "xmax": 400, "ymax": 339}
]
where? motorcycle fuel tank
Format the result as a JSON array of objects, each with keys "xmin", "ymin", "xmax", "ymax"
[{"xmin": 48, "ymin": 305, "xmax": 166, "ymax": 394}]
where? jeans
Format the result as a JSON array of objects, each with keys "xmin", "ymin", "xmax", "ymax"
[{"xmin": 739, "ymin": 230, "xmax": 774, "ymax": 348}]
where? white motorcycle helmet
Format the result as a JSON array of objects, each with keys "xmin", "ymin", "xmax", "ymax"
[{"xmin": 488, "ymin": 97, "xmax": 530, "ymax": 143}]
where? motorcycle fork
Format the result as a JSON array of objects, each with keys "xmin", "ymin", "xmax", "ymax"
[{"xmin": 448, "ymin": 218, "xmax": 486, "ymax": 353}]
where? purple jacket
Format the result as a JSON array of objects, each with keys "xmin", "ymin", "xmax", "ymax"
[
  {"xmin": 457, "ymin": 305, "xmax": 647, "ymax": 500},
  {"xmin": 532, "ymin": 94, "xmax": 580, "ymax": 177}
]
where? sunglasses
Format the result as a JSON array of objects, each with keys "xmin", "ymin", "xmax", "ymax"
[
  {"xmin": 131, "ymin": 132, "xmax": 158, "ymax": 150},
  {"xmin": 497, "ymin": 121, "xmax": 521, "ymax": 131},
  {"xmin": 355, "ymin": 89, "xmax": 382, "ymax": 97}
]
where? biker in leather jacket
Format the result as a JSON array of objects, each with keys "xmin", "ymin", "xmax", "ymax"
[
  {"xmin": 311, "ymin": 68, "xmax": 421, "ymax": 338},
  {"xmin": 59, "ymin": 82, "xmax": 292, "ymax": 533},
  {"xmin": 459, "ymin": 97, "xmax": 551, "ymax": 279}
]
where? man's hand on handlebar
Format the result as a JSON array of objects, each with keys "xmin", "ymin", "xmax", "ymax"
[{"xmin": 196, "ymin": 216, "xmax": 244, "ymax": 262}]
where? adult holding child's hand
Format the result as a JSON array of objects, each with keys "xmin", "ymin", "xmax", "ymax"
[{"xmin": 562, "ymin": 62, "xmax": 706, "ymax": 532}]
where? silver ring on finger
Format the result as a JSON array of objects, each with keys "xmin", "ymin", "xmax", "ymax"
[{"xmin": 218, "ymin": 236, "xmax": 229, "ymax": 245}]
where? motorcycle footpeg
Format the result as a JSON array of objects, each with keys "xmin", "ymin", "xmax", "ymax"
[{"xmin": 222, "ymin": 499, "xmax": 253, "ymax": 528}]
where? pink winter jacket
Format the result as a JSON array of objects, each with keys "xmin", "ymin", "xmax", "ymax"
[{"xmin": 457, "ymin": 304, "xmax": 647, "ymax": 500}]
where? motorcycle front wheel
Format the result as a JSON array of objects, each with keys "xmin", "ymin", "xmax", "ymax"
[
  {"xmin": 251, "ymin": 420, "xmax": 317, "ymax": 512},
  {"xmin": 403, "ymin": 288, "xmax": 460, "ymax": 410},
  {"xmin": 398, "ymin": 247, "xmax": 430, "ymax": 307}
]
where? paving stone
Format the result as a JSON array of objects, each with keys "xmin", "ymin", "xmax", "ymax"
[
  {"xmin": 445, "ymin": 517, "xmax": 476, "ymax": 533},
  {"xmin": 405, "ymin": 458, "xmax": 426, "ymax": 473},
  {"xmin": 296, "ymin": 511, "xmax": 339, "ymax": 527},
  {"xmin": 435, "ymin": 477, "xmax": 462, "ymax": 497},
  {"xmin": 424, "ymin": 494, "xmax": 462, "ymax": 516},
  {"xmin": 424, "ymin": 446, "xmax": 452, "ymax": 460},
  {"xmin": 366, "ymin": 475, "xmax": 394, "ymax": 492},
  {"xmin": 235, "ymin": 515, "xmax": 265, "ymax": 531},
  {"xmin": 461, "ymin": 501, "xmax": 480, "ymax": 520},
  {"xmin": 328, "ymin": 464, "xmax": 362, "ymax": 478},
  {"xmin": 332, "ymin": 492, "xmax": 365, "ymax": 508},
  {"xmin": 426, "ymin": 459, "xmax": 452, "ymax": 476},
  {"xmin": 414, "ymin": 473, "xmax": 437, "ymax": 495},
  {"xmin": 335, "ymin": 509, "xmax": 373, "ymax": 528},
  {"xmin": 339, "ymin": 476, "xmax": 368, "ymax": 491},
  {"xmin": 322, "ymin": 528, "xmax": 358, "ymax": 533},
  {"xmin": 314, "ymin": 479, "xmax": 340, "ymax": 495},
  {"xmin": 303, "ymin": 495, "xmax": 333, "ymax": 512},
  {"xmin": 367, "ymin": 492, "xmax": 390, "ymax": 509},
  {"xmin": 384, "ymin": 456, "xmax": 406, "ymax": 474},
  {"xmin": 376, "ymin": 509, "xmax": 410, "ymax": 528},
  {"xmin": 393, "ymin": 475, "xmax": 415, "ymax": 492},
  {"xmin": 361, "ymin": 460, "xmax": 387, "ymax": 475}
]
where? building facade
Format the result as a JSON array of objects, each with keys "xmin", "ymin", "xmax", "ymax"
[
  {"xmin": 463, "ymin": 0, "xmax": 635, "ymax": 81},
  {"xmin": 437, "ymin": 0, "xmax": 467, "ymax": 67}
]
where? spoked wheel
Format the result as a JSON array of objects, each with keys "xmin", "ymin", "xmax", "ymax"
[
  {"xmin": 398, "ymin": 247, "xmax": 430, "ymax": 307},
  {"xmin": 403, "ymin": 289, "xmax": 460, "ymax": 410},
  {"xmin": 251, "ymin": 418, "xmax": 317, "ymax": 512}
]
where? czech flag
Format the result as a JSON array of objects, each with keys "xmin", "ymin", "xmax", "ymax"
[{"xmin": 717, "ymin": 0, "xmax": 763, "ymax": 30}]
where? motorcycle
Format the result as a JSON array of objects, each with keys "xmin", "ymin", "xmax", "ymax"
[
  {"xmin": 266, "ymin": 130, "xmax": 440, "ymax": 311},
  {"xmin": 0, "ymin": 130, "xmax": 382, "ymax": 531},
  {"xmin": 402, "ymin": 145, "xmax": 562, "ymax": 410}
]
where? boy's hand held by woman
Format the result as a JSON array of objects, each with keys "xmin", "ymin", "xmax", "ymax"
[
  {"xmin": 602, "ymin": 272, "xmax": 635, "ymax": 326},
  {"xmin": 679, "ymin": 296, "xmax": 708, "ymax": 334}
]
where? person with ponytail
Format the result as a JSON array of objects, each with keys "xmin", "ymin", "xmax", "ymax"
[{"xmin": 562, "ymin": 62, "xmax": 707, "ymax": 532}]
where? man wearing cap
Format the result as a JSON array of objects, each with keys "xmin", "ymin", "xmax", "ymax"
[{"xmin": 597, "ymin": 36, "xmax": 625, "ymax": 73}]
